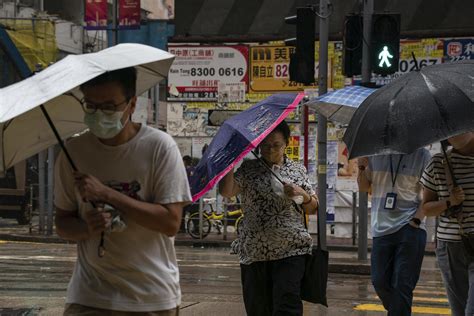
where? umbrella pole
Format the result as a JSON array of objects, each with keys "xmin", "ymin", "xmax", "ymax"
[
  {"xmin": 39, "ymin": 104, "xmax": 106, "ymax": 257},
  {"xmin": 441, "ymin": 141, "xmax": 458, "ymax": 186},
  {"xmin": 251, "ymin": 151, "xmax": 285, "ymax": 185},
  {"xmin": 39, "ymin": 104, "xmax": 78, "ymax": 172}
]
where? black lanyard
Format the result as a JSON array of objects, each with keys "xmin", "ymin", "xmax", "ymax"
[{"xmin": 390, "ymin": 155, "xmax": 404, "ymax": 188}]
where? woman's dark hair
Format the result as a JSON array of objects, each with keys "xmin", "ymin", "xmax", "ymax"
[
  {"xmin": 272, "ymin": 120, "xmax": 291, "ymax": 144},
  {"xmin": 80, "ymin": 67, "xmax": 137, "ymax": 100}
]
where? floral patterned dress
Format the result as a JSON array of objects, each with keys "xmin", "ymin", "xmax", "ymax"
[{"xmin": 231, "ymin": 157, "xmax": 314, "ymax": 265}]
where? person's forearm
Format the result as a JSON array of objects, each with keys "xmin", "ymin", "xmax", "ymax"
[
  {"xmin": 357, "ymin": 170, "xmax": 371, "ymax": 192},
  {"xmin": 423, "ymin": 199, "xmax": 450, "ymax": 217},
  {"xmin": 219, "ymin": 171, "xmax": 236, "ymax": 198},
  {"xmin": 55, "ymin": 215, "xmax": 90, "ymax": 242},
  {"xmin": 302, "ymin": 195, "xmax": 318, "ymax": 215},
  {"xmin": 105, "ymin": 189, "xmax": 182, "ymax": 236}
]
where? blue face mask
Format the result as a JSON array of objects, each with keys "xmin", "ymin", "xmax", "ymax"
[{"xmin": 84, "ymin": 109, "xmax": 128, "ymax": 139}]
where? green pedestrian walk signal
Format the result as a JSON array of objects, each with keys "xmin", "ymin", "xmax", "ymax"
[
  {"xmin": 378, "ymin": 45, "xmax": 394, "ymax": 68},
  {"xmin": 371, "ymin": 14, "xmax": 400, "ymax": 75}
]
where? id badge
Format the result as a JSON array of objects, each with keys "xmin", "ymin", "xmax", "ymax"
[{"xmin": 384, "ymin": 192, "xmax": 397, "ymax": 210}]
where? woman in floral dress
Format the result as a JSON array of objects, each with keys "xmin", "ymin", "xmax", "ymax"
[{"xmin": 219, "ymin": 120, "xmax": 318, "ymax": 316}]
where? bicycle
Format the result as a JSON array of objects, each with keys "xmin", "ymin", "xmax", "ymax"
[{"xmin": 186, "ymin": 198, "xmax": 243, "ymax": 239}]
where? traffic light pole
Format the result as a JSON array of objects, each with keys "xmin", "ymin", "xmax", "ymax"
[
  {"xmin": 358, "ymin": 0, "xmax": 373, "ymax": 261},
  {"xmin": 317, "ymin": 0, "xmax": 329, "ymax": 250}
]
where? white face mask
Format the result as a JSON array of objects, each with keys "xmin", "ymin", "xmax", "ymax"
[{"xmin": 84, "ymin": 109, "xmax": 128, "ymax": 139}]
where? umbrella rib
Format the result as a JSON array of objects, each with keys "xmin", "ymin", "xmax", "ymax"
[
  {"xmin": 329, "ymin": 104, "xmax": 348, "ymax": 124},
  {"xmin": 138, "ymin": 65, "xmax": 167, "ymax": 79}
]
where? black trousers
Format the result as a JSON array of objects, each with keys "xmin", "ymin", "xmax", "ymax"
[{"xmin": 240, "ymin": 255, "xmax": 306, "ymax": 316}]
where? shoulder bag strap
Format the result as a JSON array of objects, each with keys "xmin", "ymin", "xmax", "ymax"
[
  {"xmin": 293, "ymin": 201, "xmax": 321, "ymax": 249},
  {"xmin": 442, "ymin": 150, "xmax": 464, "ymax": 230}
]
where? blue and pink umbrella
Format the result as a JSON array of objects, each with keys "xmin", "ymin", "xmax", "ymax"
[{"xmin": 190, "ymin": 93, "xmax": 304, "ymax": 201}]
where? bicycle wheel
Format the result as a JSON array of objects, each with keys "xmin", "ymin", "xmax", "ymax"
[
  {"xmin": 186, "ymin": 213, "xmax": 211, "ymax": 239},
  {"xmin": 235, "ymin": 216, "xmax": 244, "ymax": 235}
]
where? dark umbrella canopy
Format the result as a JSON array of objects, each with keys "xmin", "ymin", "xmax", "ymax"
[
  {"xmin": 190, "ymin": 93, "xmax": 304, "ymax": 201},
  {"xmin": 343, "ymin": 60, "xmax": 474, "ymax": 159}
]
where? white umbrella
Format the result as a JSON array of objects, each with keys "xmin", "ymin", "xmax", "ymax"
[{"xmin": 0, "ymin": 43, "xmax": 174, "ymax": 173}]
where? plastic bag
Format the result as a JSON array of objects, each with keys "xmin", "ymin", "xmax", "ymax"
[{"xmin": 270, "ymin": 165, "xmax": 304, "ymax": 204}]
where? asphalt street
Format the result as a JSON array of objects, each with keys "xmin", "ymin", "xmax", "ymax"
[{"xmin": 0, "ymin": 240, "xmax": 450, "ymax": 315}]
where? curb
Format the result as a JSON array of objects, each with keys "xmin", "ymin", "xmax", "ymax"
[
  {"xmin": 0, "ymin": 234, "xmax": 436, "ymax": 256},
  {"xmin": 0, "ymin": 233, "xmax": 68, "ymax": 244},
  {"xmin": 0, "ymin": 234, "xmax": 441, "ymax": 276},
  {"xmin": 173, "ymin": 239, "xmax": 436, "ymax": 256}
]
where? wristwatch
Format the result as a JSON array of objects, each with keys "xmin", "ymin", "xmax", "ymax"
[{"xmin": 410, "ymin": 217, "xmax": 421, "ymax": 227}]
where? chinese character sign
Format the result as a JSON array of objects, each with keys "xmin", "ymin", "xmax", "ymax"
[
  {"xmin": 444, "ymin": 39, "xmax": 473, "ymax": 62},
  {"xmin": 168, "ymin": 46, "xmax": 249, "ymax": 101},
  {"xmin": 84, "ymin": 0, "xmax": 107, "ymax": 30},
  {"xmin": 249, "ymin": 45, "xmax": 319, "ymax": 92},
  {"xmin": 119, "ymin": 0, "xmax": 140, "ymax": 29}
]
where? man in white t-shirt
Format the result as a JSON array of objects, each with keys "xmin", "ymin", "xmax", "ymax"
[{"xmin": 54, "ymin": 67, "xmax": 192, "ymax": 315}]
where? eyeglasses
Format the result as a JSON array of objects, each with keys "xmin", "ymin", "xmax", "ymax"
[
  {"xmin": 260, "ymin": 142, "xmax": 286, "ymax": 151},
  {"xmin": 80, "ymin": 98, "xmax": 130, "ymax": 115}
]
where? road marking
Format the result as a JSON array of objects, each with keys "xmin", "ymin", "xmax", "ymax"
[
  {"xmin": 354, "ymin": 304, "xmax": 451, "ymax": 314},
  {"xmin": 414, "ymin": 289, "xmax": 447, "ymax": 296},
  {"xmin": 374, "ymin": 291, "xmax": 448, "ymax": 303},
  {"xmin": 374, "ymin": 295, "xmax": 448, "ymax": 303},
  {"xmin": 413, "ymin": 296, "xmax": 449, "ymax": 303}
]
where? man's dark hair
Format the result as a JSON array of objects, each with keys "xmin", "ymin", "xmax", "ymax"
[
  {"xmin": 183, "ymin": 155, "xmax": 193, "ymax": 166},
  {"xmin": 80, "ymin": 67, "xmax": 137, "ymax": 100},
  {"xmin": 273, "ymin": 120, "xmax": 291, "ymax": 144}
]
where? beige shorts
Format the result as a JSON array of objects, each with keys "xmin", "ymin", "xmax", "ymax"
[{"xmin": 63, "ymin": 303, "xmax": 179, "ymax": 316}]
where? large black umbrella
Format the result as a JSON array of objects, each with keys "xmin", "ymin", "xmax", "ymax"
[{"xmin": 343, "ymin": 60, "xmax": 474, "ymax": 159}]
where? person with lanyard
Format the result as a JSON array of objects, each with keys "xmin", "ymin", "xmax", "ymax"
[
  {"xmin": 421, "ymin": 132, "xmax": 474, "ymax": 316},
  {"xmin": 357, "ymin": 147, "xmax": 431, "ymax": 316}
]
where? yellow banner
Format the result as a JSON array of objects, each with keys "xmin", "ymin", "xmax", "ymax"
[
  {"xmin": 285, "ymin": 136, "xmax": 300, "ymax": 161},
  {"xmin": 249, "ymin": 45, "xmax": 317, "ymax": 92},
  {"xmin": 400, "ymin": 38, "xmax": 444, "ymax": 59},
  {"xmin": 1, "ymin": 19, "xmax": 57, "ymax": 71}
]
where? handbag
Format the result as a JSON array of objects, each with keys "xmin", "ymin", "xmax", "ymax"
[{"xmin": 295, "ymin": 202, "xmax": 329, "ymax": 306}]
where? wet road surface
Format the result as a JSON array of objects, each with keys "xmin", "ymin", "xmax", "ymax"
[{"xmin": 0, "ymin": 240, "xmax": 450, "ymax": 315}]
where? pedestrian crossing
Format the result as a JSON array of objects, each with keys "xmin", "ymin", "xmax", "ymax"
[{"xmin": 353, "ymin": 283, "xmax": 451, "ymax": 315}]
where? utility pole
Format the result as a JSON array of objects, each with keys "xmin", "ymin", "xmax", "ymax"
[
  {"xmin": 317, "ymin": 0, "xmax": 329, "ymax": 250},
  {"xmin": 358, "ymin": 0, "xmax": 373, "ymax": 261},
  {"xmin": 112, "ymin": 0, "xmax": 119, "ymax": 45}
]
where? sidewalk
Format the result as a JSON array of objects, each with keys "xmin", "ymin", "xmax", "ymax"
[{"xmin": 0, "ymin": 220, "xmax": 439, "ymax": 276}]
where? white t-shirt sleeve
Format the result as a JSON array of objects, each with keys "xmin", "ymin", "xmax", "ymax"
[
  {"xmin": 152, "ymin": 143, "xmax": 192, "ymax": 205},
  {"xmin": 54, "ymin": 151, "xmax": 77, "ymax": 211}
]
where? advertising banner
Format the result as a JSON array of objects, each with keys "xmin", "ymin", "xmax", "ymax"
[
  {"xmin": 249, "ymin": 46, "xmax": 318, "ymax": 92},
  {"xmin": 444, "ymin": 38, "xmax": 474, "ymax": 62},
  {"xmin": 168, "ymin": 45, "xmax": 249, "ymax": 101},
  {"xmin": 84, "ymin": 0, "xmax": 108, "ymax": 30},
  {"xmin": 119, "ymin": 0, "xmax": 141, "ymax": 29},
  {"xmin": 286, "ymin": 136, "xmax": 300, "ymax": 161},
  {"xmin": 141, "ymin": 0, "xmax": 174, "ymax": 20}
]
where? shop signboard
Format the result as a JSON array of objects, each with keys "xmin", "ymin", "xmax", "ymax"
[
  {"xmin": 444, "ymin": 38, "xmax": 473, "ymax": 62},
  {"xmin": 168, "ymin": 45, "xmax": 249, "ymax": 101},
  {"xmin": 249, "ymin": 45, "xmax": 318, "ymax": 92}
]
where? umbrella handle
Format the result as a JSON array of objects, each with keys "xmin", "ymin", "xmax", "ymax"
[
  {"xmin": 40, "ymin": 104, "xmax": 106, "ymax": 257},
  {"xmin": 441, "ymin": 141, "xmax": 458, "ymax": 187}
]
